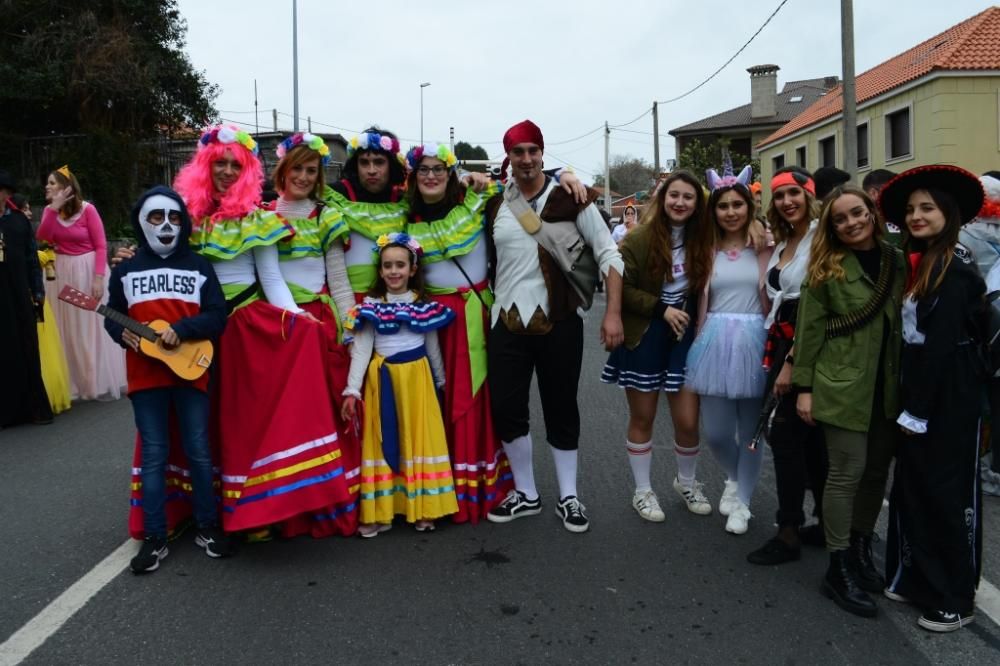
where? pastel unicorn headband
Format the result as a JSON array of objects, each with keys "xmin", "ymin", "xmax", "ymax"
[
  {"xmin": 706, "ymin": 154, "xmax": 752, "ymax": 192},
  {"xmin": 405, "ymin": 144, "xmax": 458, "ymax": 172},
  {"xmin": 374, "ymin": 232, "xmax": 423, "ymax": 260},
  {"xmin": 276, "ymin": 133, "xmax": 331, "ymax": 166},
  {"xmin": 199, "ymin": 125, "xmax": 259, "ymax": 156}
]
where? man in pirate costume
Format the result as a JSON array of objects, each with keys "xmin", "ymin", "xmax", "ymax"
[
  {"xmin": 0, "ymin": 169, "xmax": 52, "ymax": 428},
  {"xmin": 484, "ymin": 120, "xmax": 624, "ymax": 533}
]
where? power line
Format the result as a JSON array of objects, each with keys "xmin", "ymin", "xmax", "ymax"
[
  {"xmin": 657, "ymin": 0, "xmax": 790, "ymax": 105},
  {"xmin": 609, "ymin": 108, "xmax": 651, "ymax": 129}
]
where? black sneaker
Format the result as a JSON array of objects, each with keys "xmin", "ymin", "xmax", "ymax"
[
  {"xmin": 555, "ymin": 495, "xmax": 589, "ymax": 533},
  {"xmin": 746, "ymin": 537, "xmax": 801, "ymax": 565},
  {"xmin": 918, "ymin": 609, "xmax": 974, "ymax": 633},
  {"xmin": 487, "ymin": 490, "xmax": 542, "ymax": 523},
  {"xmin": 195, "ymin": 526, "xmax": 235, "ymax": 558},
  {"xmin": 130, "ymin": 536, "xmax": 168, "ymax": 574}
]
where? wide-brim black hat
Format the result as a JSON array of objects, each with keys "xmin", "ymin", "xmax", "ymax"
[
  {"xmin": 878, "ymin": 164, "xmax": 984, "ymax": 224},
  {"xmin": 0, "ymin": 170, "xmax": 16, "ymax": 191}
]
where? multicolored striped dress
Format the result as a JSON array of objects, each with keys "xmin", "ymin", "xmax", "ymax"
[{"xmin": 344, "ymin": 292, "xmax": 459, "ymax": 525}]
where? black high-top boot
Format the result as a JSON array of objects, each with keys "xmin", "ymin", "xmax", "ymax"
[
  {"xmin": 822, "ymin": 550, "xmax": 877, "ymax": 618},
  {"xmin": 849, "ymin": 531, "xmax": 886, "ymax": 594}
]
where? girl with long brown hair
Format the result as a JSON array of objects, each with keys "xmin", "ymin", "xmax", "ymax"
[
  {"xmin": 601, "ymin": 169, "xmax": 715, "ymax": 521},
  {"xmin": 793, "ymin": 186, "xmax": 904, "ymax": 618},
  {"xmin": 879, "ymin": 165, "xmax": 987, "ymax": 633},
  {"xmin": 747, "ymin": 166, "xmax": 828, "ymax": 566}
]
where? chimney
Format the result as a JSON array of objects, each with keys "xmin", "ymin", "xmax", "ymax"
[{"xmin": 747, "ymin": 64, "xmax": 779, "ymax": 119}]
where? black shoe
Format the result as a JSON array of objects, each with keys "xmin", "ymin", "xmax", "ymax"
[
  {"xmin": 487, "ymin": 490, "xmax": 542, "ymax": 523},
  {"xmin": 918, "ymin": 609, "xmax": 974, "ymax": 633},
  {"xmin": 848, "ymin": 531, "xmax": 885, "ymax": 593},
  {"xmin": 747, "ymin": 537, "xmax": 801, "ymax": 565},
  {"xmin": 130, "ymin": 536, "xmax": 168, "ymax": 574},
  {"xmin": 799, "ymin": 523, "xmax": 826, "ymax": 547},
  {"xmin": 195, "ymin": 526, "xmax": 235, "ymax": 558},
  {"xmin": 555, "ymin": 495, "xmax": 590, "ymax": 533},
  {"xmin": 821, "ymin": 550, "xmax": 877, "ymax": 618}
]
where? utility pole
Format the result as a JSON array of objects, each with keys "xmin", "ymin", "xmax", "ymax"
[
  {"xmin": 841, "ymin": 0, "xmax": 857, "ymax": 179},
  {"xmin": 253, "ymin": 80, "xmax": 260, "ymax": 137},
  {"xmin": 652, "ymin": 102, "xmax": 660, "ymax": 174},
  {"xmin": 272, "ymin": 108, "xmax": 278, "ymax": 132},
  {"xmin": 604, "ymin": 121, "xmax": 611, "ymax": 215},
  {"xmin": 292, "ymin": 0, "xmax": 300, "ymax": 132},
  {"xmin": 307, "ymin": 116, "xmax": 312, "ymax": 133}
]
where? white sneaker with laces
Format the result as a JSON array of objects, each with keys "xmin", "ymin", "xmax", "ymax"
[
  {"xmin": 725, "ymin": 502, "xmax": 752, "ymax": 534},
  {"xmin": 631, "ymin": 490, "xmax": 665, "ymax": 522},
  {"xmin": 672, "ymin": 477, "xmax": 712, "ymax": 515},
  {"xmin": 719, "ymin": 480, "xmax": 739, "ymax": 517}
]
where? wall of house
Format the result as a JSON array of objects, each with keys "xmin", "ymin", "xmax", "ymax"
[{"xmin": 758, "ymin": 74, "xmax": 1000, "ymax": 207}]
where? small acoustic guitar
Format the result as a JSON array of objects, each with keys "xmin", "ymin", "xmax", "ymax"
[{"xmin": 58, "ymin": 285, "xmax": 213, "ymax": 381}]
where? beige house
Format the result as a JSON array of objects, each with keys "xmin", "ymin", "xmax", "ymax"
[{"xmin": 757, "ymin": 7, "xmax": 1000, "ymax": 192}]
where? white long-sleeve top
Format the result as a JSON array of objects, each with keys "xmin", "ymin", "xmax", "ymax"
[
  {"xmin": 490, "ymin": 179, "xmax": 624, "ymax": 325},
  {"xmin": 343, "ymin": 291, "xmax": 445, "ymax": 398},
  {"xmin": 763, "ymin": 219, "xmax": 818, "ymax": 329}
]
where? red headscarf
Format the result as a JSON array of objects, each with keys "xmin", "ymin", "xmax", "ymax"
[{"xmin": 501, "ymin": 120, "xmax": 545, "ymax": 176}]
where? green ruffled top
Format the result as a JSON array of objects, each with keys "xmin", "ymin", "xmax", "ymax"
[
  {"xmin": 271, "ymin": 203, "xmax": 350, "ymax": 260},
  {"xmin": 324, "ymin": 187, "xmax": 408, "ymax": 241},
  {"xmin": 189, "ymin": 208, "xmax": 292, "ymax": 261},
  {"xmin": 405, "ymin": 182, "xmax": 498, "ymax": 265}
]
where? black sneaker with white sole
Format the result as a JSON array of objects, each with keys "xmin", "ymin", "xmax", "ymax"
[
  {"xmin": 195, "ymin": 526, "xmax": 235, "ymax": 558},
  {"xmin": 487, "ymin": 490, "xmax": 542, "ymax": 523},
  {"xmin": 918, "ymin": 609, "xmax": 974, "ymax": 633},
  {"xmin": 130, "ymin": 536, "xmax": 169, "ymax": 574},
  {"xmin": 556, "ymin": 495, "xmax": 590, "ymax": 533}
]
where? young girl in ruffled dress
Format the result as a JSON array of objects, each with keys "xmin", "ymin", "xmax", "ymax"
[{"xmin": 341, "ymin": 233, "xmax": 459, "ymax": 536}]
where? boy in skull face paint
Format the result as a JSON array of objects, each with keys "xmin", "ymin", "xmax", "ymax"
[{"xmin": 105, "ymin": 186, "xmax": 230, "ymax": 574}]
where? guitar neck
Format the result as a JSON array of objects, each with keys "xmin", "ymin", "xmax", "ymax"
[{"xmin": 96, "ymin": 305, "xmax": 157, "ymax": 341}]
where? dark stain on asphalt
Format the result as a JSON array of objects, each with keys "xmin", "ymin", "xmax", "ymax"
[
  {"xmin": 306, "ymin": 581, "xmax": 317, "ymax": 587},
  {"xmin": 500, "ymin": 604, "xmax": 520, "ymax": 616},
  {"xmin": 467, "ymin": 547, "xmax": 510, "ymax": 568}
]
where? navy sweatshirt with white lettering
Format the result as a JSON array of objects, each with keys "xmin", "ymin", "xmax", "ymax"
[{"xmin": 105, "ymin": 186, "xmax": 227, "ymax": 394}]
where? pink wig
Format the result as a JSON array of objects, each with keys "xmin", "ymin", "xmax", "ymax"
[{"xmin": 174, "ymin": 130, "xmax": 263, "ymax": 221}]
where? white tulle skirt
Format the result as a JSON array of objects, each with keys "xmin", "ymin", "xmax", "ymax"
[
  {"xmin": 686, "ymin": 312, "xmax": 767, "ymax": 399},
  {"xmin": 48, "ymin": 252, "xmax": 126, "ymax": 401}
]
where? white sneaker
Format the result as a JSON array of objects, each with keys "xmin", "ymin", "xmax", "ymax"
[
  {"xmin": 672, "ymin": 477, "xmax": 712, "ymax": 515},
  {"xmin": 725, "ymin": 502, "xmax": 752, "ymax": 534},
  {"xmin": 631, "ymin": 490, "xmax": 665, "ymax": 522},
  {"xmin": 719, "ymin": 480, "xmax": 739, "ymax": 517}
]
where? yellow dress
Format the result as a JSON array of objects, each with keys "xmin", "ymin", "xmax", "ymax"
[{"xmin": 37, "ymin": 250, "xmax": 72, "ymax": 414}]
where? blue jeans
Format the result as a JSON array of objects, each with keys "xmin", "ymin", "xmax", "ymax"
[{"xmin": 131, "ymin": 386, "xmax": 217, "ymax": 538}]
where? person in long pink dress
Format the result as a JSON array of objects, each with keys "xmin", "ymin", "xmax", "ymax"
[{"xmin": 37, "ymin": 166, "xmax": 126, "ymax": 400}]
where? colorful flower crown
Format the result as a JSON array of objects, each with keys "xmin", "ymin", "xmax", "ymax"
[
  {"xmin": 374, "ymin": 232, "xmax": 422, "ymax": 259},
  {"xmin": 405, "ymin": 144, "xmax": 458, "ymax": 172},
  {"xmin": 347, "ymin": 132, "xmax": 405, "ymax": 165},
  {"xmin": 199, "ymin": 125, "xmax": 258, "ymax": 156},
  {"xmin": 276, "ymin": 133, "xmax": 331, "ymax": 165}
]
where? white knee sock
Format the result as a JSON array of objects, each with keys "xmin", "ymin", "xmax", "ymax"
[
  {"xmin": 626, "ymin": 439, "xmax": 653, "ymax": 493},
  {"xmin": 550, "ymin": 446, "xmax": 579, "ymax": 499},
  {"xmin": 502, "ymin": 435, "xmax": 538, "ymax": 500},
  {"xmin": 674, "ymin": 441, "xmax": 700, "ymax": 486}
]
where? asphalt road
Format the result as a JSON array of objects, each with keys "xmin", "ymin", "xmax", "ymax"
[{"xmin": 2, "ymin": 292, "xmax": 999, "ymax": 665}]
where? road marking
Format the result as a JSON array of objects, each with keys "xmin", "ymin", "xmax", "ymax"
[{"xmin": 0, "ymin": 539, "xmax": 132, "ymax": 666}]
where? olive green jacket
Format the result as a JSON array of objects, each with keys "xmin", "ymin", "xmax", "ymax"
[
  {"xmin": 620, "ymin": 222, "xmax": 678, "ymax": 349},
  {"xmin": 791, "ymin": 241, "xmax": 905, "ymax": 432}
]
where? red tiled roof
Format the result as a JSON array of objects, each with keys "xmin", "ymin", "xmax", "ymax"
[{"xmin": 758, "ymin": 7, "xmax": 1000, "ymax": 148}]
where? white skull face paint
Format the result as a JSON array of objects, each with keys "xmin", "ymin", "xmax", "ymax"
[{"xmin": 139, "ymin": 194, "xmax": 182, "ymax": 257}]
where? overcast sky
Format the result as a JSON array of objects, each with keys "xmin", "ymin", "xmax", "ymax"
[{"xmin": 174, "ymin": 0, "xmax": 994, "ymax": 182}]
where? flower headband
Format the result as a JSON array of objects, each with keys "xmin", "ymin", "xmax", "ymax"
[
  {"xmin": 405, "ymin": 144, "xmax": 458, "ymax": 172},
  {"xmin": 706, "ymin": 155, "xmax": 752, "ymax": 193},
  {"xmin": 199, "ymin": 125, "xmax": 258, "ymax": 156},
  {"xmin": 276, "ymin": 133, "xmax": 331, "ymax": 165},
  {"xmin": 348, "ymin": 132, "xmax": 405, "ymax": 163},
  {"xmin": 374, "ymin": 232, "xmax": 422, "ymax": 260}
]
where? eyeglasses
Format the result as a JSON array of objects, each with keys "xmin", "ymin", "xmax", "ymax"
[{"xmin": 416, "ymin": 165, "xmax": 448, "ymax": 177}]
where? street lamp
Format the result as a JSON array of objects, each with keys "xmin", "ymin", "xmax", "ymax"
[{"xmin": 420, "ymin": 82, "xmax": 431, "ymax": 145}]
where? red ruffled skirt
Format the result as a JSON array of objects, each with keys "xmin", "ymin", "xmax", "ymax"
[{"xmin": 430, "ymin": 290, "xmax": 512, "ymax": 523}]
